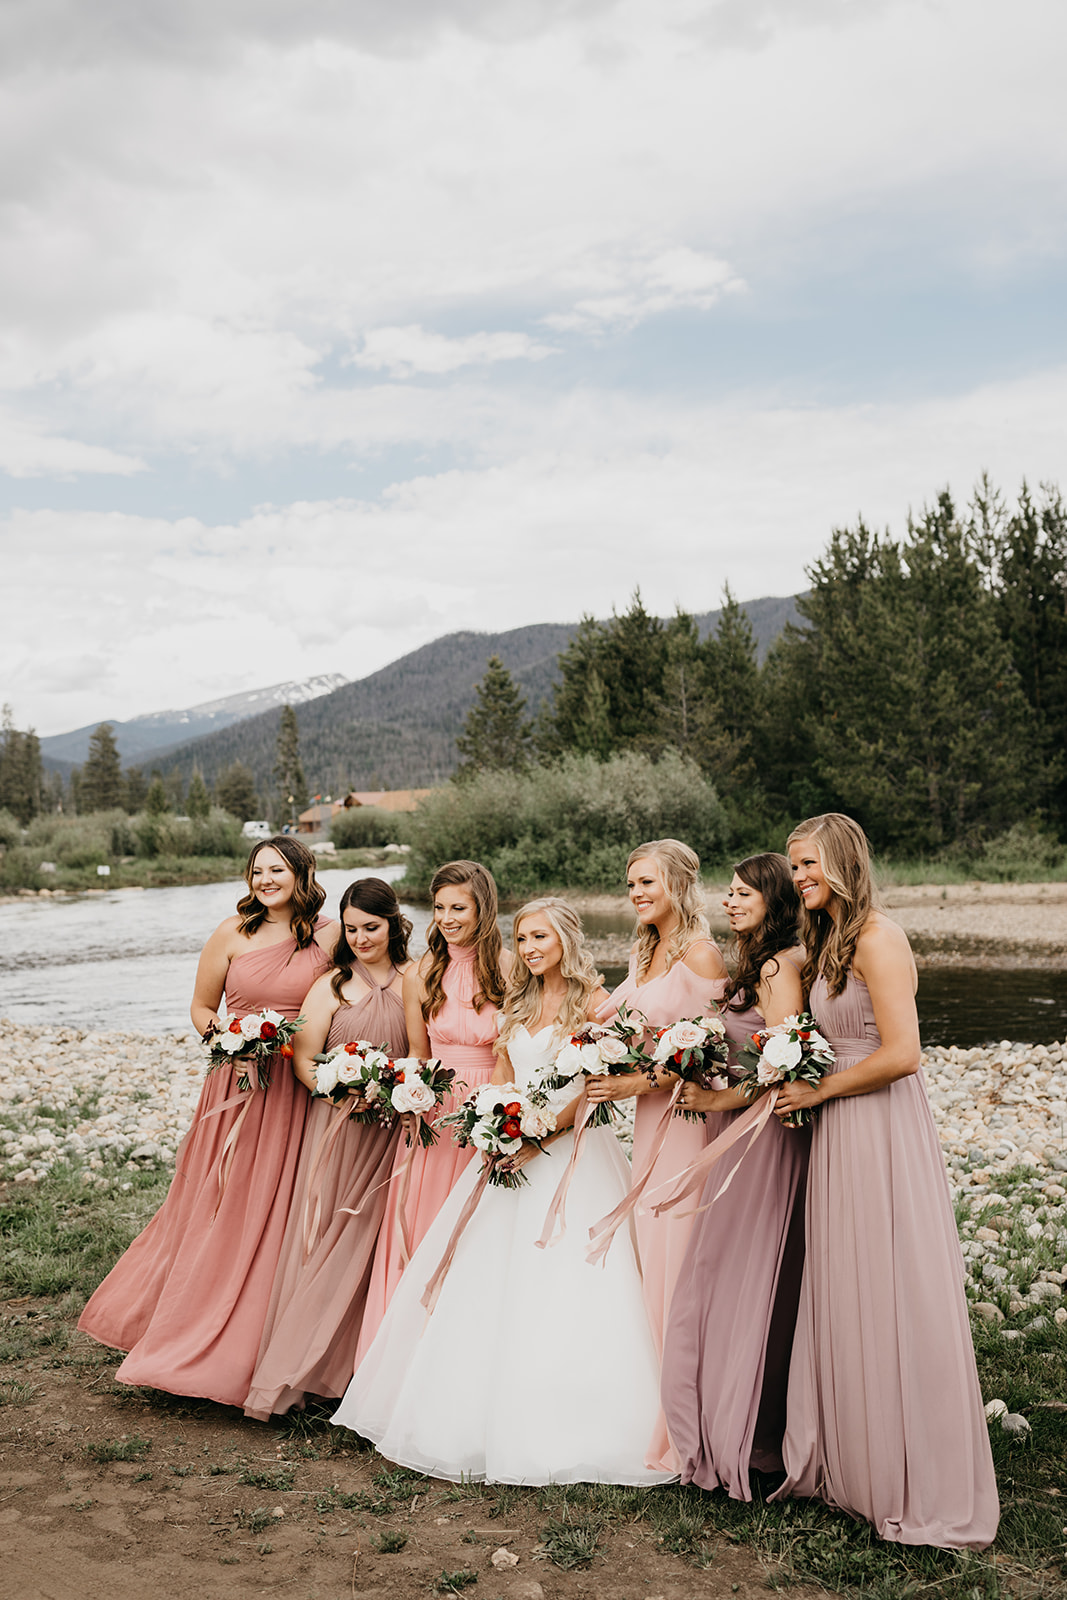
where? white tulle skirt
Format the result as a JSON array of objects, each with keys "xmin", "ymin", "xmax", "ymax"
[{"xmin": 332, "ymin": 1126, "xmax": 672, "ymax": 1486}]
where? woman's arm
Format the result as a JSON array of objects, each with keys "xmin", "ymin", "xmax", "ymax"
[
  {"xmin": 291, "ymin": 973, "xmax": 341, "ymax": 1093},
  {"xmin": 680, "ymin": 953, "xmax": 804, "ymax": 1113},
  {"xmin": 775, "ymin": 917, "xmax": 920, "ymax": 1117},
  {"xmin": 189, "ymin": 918, "xmax": 238, "ymax": 1037},
  {"xmin": 403, "ymin": 960, "xmax": 432, "ymax": 1058},
  {"xmin": 314, "ymin": 917, "xmax": 343, "ymax": 960}
]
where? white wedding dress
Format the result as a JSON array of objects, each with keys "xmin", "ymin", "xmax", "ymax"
[{"xmin": 331, "ymin": 1026, "xmax": 672, "ymax": 1485}]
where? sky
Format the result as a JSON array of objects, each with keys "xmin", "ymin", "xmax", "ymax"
[{"xmin": 3, "ymin": 0, "xmax": 1066, "ymax": 737}]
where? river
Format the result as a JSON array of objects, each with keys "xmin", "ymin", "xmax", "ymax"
[{"xmin": 2, "ymin": 876, "xmax": 1066, "ymax": 1047}]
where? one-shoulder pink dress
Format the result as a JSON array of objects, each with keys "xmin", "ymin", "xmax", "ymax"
[
  {"xmin": 598, "ymin": 944, "xmax": 724, "ymax": 1473},
  {"xmin": 244, "ymin": 966, "xmax": 407, "ymax": 1420},
  {"xmin": 662, "ymin": 991, "xmax": 810, "ymax": 1497},
  {"xmin": 774, "ymin": 973, "xmax": 999, "ymax": 1548},
  {"xmin": 354, "ymin": 942, "xmax": 499, "ymax": 1363},
  {"xmin": 78, "ymin": 932, "xmax": 330, "ymax": 1407}
]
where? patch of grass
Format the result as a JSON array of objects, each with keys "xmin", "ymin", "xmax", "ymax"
[
  {"xmin": 236, "ymin": 1464, "xmax": 295, "ymax": 1491},
  {"xmin": 86, "ymin": 1435, "xmax": 151, "ymax": 1463},
  {"xmin": 270, "ymin": 1396, "xmax": 337, "ymax": 1440},
  {"xmin": 373, "ymin": 1464, "xmax": 427, "ymax": 1498},
  {"xmin": 234, "ymin": 1507, "xmax": 273, "ymax": 1534},
  {"xmin": 376, "ymin": 1529, "xmax": 409, "ymax": 1553},
  {"xmin": 434, "ymin": 1570, "xmax": 478, "ymax": 1594},
  {"xmin": 133, "ymin": 1471, "xmax": 152, "ymax": 1483},
  {"xmin": 170, "ymin": 1464, "xmax": 193, "ymax": 1477},
  {"xmin": 0, "ymin": 1163, "xmax": 172, "ymax": 1298},
  {"xmin": 0, "ymin": 1377, "xmax": 40, "ymax": 1405},
  {"xmin": 540, "ymin": 1514, "xmax": 604, "ymax": 1570}
]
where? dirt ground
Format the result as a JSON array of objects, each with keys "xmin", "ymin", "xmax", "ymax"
[{"xmin": 0, "ymin": 1303, "xmax": 836, "ymax": 1600}]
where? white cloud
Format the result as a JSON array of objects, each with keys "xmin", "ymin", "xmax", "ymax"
[
  {"xmin": 349, "ymin": 325, "xmax": 557, "ymax": 377},
  {"xmin": 544, "ymin": 248, "xmax": 744, "ymax": 332},
  {"xmin": 0, "ymin": 411, "xmax": 145, "ymax": 478}
]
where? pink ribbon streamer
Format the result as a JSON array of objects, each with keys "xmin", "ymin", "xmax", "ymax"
[
  {"xmin": 420, "ymin": 1165, "xmax": 492, "ymax": 1315},
  {"xmin": 344, "ymin": 1114, "xmax": 423, "ymax": 1268},
  {"xmin": 585, "ymin": 1079, "xmax": 685, "ymax": 1267},
  {"xmin": 193, "ymin": 1073, "xmax": 261, "ymax": 1217},
  {"xmin": 644, "ymin": 1085, "xmax": 780, "ymax": 1218},
  {"xmin": 302, "ymin": 1100, "xmax": 357, "ymax": 1258},
  {"xmin": 535, "ymin": 1086, "xmax": 597, "ymax": 1249}
]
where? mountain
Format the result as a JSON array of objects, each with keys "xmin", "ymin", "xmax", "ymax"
[
  {"xmin": 144, "ymin": 595, "xmax": 802, "ymax": 798},
  {"xmin": 39, "ymin": 674, "xmax": 349, "ymax": 771}
]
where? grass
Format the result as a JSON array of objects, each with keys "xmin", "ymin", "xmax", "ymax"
[
  {"xmin": 86, "ymin": 1435, "xmax": 152, "ymax": 1462},
  {"xmin": 235, "ymin": 1464, "xmax": 295, "ymax": 1491},
  {"xmin": 434, "ymin": 1570, "xmax": 478, "ymax": 1593}
]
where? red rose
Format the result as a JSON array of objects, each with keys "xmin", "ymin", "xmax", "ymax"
[
  {"xmin": 228, "ymin": 1018, "xmax": 242, "ymax": 1034},
  {"xmin": 395, "ymin": 1071, "xmax": 405, "ymax": 1083},
  {"xmin": 673, "ymin": 1049, "xmax": 684, "ymax": 1064},
  {"xmin": 260, "ymin": 1021, "xmax": 278, "ymax": 1041},
  {"xmin": 505, "ymin": 1101, "xmax": 521, "ymax": 1116},
  {"xmin": 344, "ymin": 1041, "xmax": 361, "ymax": 1055},
  {"xmin": 503, "ymin": 1118, "xmax": 521, "ymax": 1138},
  {"xmin": 278, "ymin": 1043, "xmax": 294, "ymax": 1059}
]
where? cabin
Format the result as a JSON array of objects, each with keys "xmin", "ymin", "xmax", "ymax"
[{"xmin": 295, "ymin": 789, "xmax": 433, "ymax": 833}]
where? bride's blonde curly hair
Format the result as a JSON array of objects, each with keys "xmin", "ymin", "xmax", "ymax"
[
  {"xmin": 628, "ymin": 839, "xmax": 710, "ymax": 979},
  {"xmin": 496, "ymin": 898, "xmax": 602, "ymax": 1058}
]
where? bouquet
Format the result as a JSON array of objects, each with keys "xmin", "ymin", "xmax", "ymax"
[
  {"xmin": 530, "ymin": 1004, "xmax": 649, "ymax": 1128},
  {"xmin": 204, "ymin": 1009, "xmax": 302, "ymax": 1092},
  {"xmin": 440, "ymin": 1082, "xmax": 557, "ymax": 1188},
  {"xmin": 646, "ymin": 1014, "xmax": 730, "ymax": 1121},
  {"xmin": 735, "ymin": 1012, "xmax": 835, "ymax": 1125},
  {"xmin": 313, "ymin": 1041, "xmax": 454, "ymax": 1148}
]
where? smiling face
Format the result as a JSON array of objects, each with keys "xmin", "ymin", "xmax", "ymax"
[
  {"xmin": 788, "ymin": 836, "xmax": 834, "ymax": 915},
  {"xmin": 723, "ymin": 872, "xmax": 768, "ymax": 938},
  {"xmin": 342, "ymin": 905, "xmax": 391, "ymax": 967},
  {"xmin": 433, "ymin": 882, "xmax": 479, "ymax": 946},
  {"xmin": 627, "ymin": 856, "xmax": 676, "ymax": 933},
  {"xmin": 249, "ymin": 845, "xmax": 296, "ymax": 914},
  {"xmin": 514, "ymin": 912, "xmax": 564, "ymax": 979}
]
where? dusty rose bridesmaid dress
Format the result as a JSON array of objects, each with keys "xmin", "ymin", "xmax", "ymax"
[
  {"xmin": 661, "ymin": 993, "xmax": 810, "ymax": 1498},
  {"xmin": 78, "ymin": 932, "xmax": 330, "ymax": 1407},
  {"xmin": 244, "ymin": 965, "xmax": 406, "ymax": 1420},
  {"xmin": 354, "ymin": 942, "xmax": 498, "ymax": 1362},
  {"xmin": 774, "ymin": 973, "xmax": 999, "ymax": 1548},
  {"xmin": 598, "ymin": 945, "xmax": 723, "ymax": 1472}
]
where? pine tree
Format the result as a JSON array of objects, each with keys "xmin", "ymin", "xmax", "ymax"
[
  {"xmin": 124, "ymin": 766, "xmax": 148, "ymax": 813},
  {"xmin": 186, "ymin": 769, "xmax": 211, "ymax": 820},
  {"xmin": 455, "ymin": 656, "xmax": 534, "ymax": 778},
  {"xmin": 274, "ymin": 705, "xmax": 309, "ymax": 822},
  {"xmin": 80, "ymin": 724, "xmax": 123, "ymax": 813},
  {"xmin": 0, "ymin": 706, "xmax": 43, "ymax": 824},
  {"xmin": 216, "ymin": 761, "xmax": 260, "ymax": 823},
  {"xmin": 144, "ymin": 776, "xmax": 170, "ymax": 816}
]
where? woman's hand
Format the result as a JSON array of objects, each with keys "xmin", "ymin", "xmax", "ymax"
[
  {"xmin": 585, "ymin": 1072, "xmax": 650, "ymax": 1103},
  {"xmin": 774, "ymin": 1078, "xmax": 826, "ymax": 1118},
  {"xmin": 498, "ymin": 1139, "xmax": 547, "ymax": 1174},
  {"xmin": 679, "ymin": 1082, "xmax": 739, "ymax": 1114},
  {"xmin": 345, "ymin": 1091, "xmax": 369, "ymax": 1114}
]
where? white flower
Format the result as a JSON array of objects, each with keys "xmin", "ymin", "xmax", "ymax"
[
  {"xmin": 361, "ymin": 1049, "xmax": 391, "ymax": 1076},
  {"xmin": 315, "ymin": 1058, "xmax": 343, "ymax": 1096},
  {"xmin": 471, "ymin": 1123, "xmax": 497, "ymax": 1152},
  {"xmin": 671, "ymin": 1021, "xmax": 706, "ymax": 1050},
  {"xmin": 695, "ymin": 1014, "xmax": 726, "ymax": 1038},
  {"xmin": 553, "ymin": 1041, "xmax": 586, "ymax": 1079},
  {"xmin": 756, "ymin": 1058, "xmax": 783, "ymax": 1086},
  {"xmin": 217, "ymin": 1030, "xmax": 246, "ymax": 1055},
  {"xmin": 239, "ymin": 1014, "xmax": 264, "ymax": 1040},
  {"xmin": 652, "ymin": 1027, "xmax": 680, "ymax": 1062},
  {"xmin": 363, "ymin": 1078, "xmax": 382, "ymax": 1101},
  {"xmin": 762, "ymin": 1034, "xmax": 803, "ymax": 1073},
  {"xmin": 520, "ymin": 1104, "xmax": 556, "ymax": 1139},
  {"xmin": 475, "ymin": 1082, "xmax": 514, "ymax": 1116},
  {"xmin": 392, "ymin": 1078, "xmax": 437, "ymax": 1115},
  {"xmin": 261, "ymin": 1009, "xmax": 285, "ymax": 1028},
  {"xmin": 806, "ymin": 1031, "xmax": 830, "ymax": 1052},
  {"xmin": 596, "ymin": 1034, "xmax": 630, "ymax": 1065}
]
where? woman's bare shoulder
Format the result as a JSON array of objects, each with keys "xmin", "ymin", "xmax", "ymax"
[{"xmin": 681, "ymin": 939, "xmax": 727, "ymax": 978}]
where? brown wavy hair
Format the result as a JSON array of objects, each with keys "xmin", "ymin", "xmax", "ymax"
[
  {"xmin": 330, "ymin": 877, "xmax": 413, "ymax": 1001},
  {"xmin": 423, "ymin": 860, "xmax": 506, "ymax": 1020},
  {"xmin": 496, "ymin": 898, "xmax": 602, "ymax": 1057},
  {"xmin": 628, "ymin": 839, "xmax": 711, "ymax": 979},
  {"xmin": 722, "ymin": 853, "xmax": 800, "ymax": 1014},
  {"xmin": 787, "ymin": 813, "xmax": 877, "ymax": 998},
  {"xmin": 236, "ymin": 835, "xmax": 325, "ymax": 949}
]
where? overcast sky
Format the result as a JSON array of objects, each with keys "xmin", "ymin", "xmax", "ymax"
[{"xmin": 3, "ymin": 0, "xmax": 1066, "ymax": 736}]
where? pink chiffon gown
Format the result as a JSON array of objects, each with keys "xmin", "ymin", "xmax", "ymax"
[
  {"xmin": 774, "ymin": 973, "xmax": 999, "ymax": 1548},
  {"xmin": 354, "ymin": 942, "xmax": 498, "ymax": 1363},
  {"xmin": 78, "ymin": 932, "xmax": 330, "ymax": 1407},
  {"xmin": 599, "ymin": 944, "xmax": 724, "ymax": 1473},
  {"xmin": 661, "ymin": 994, "xmax": 810, "ymax": 1498},
  {"xmin": 244, "ymin": 967, "xmax": 407, "ymax": 1420}
]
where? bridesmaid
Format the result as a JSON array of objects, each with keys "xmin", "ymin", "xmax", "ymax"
[
  {"xmin": 244, "ymin": 877, "xmax": 413, "ymax": 1421},
  {"xmin": 661, "ymin": 853, "xmax": 809, "ymax": 1499},
  {"xmin": 78, "ymin": 836, "xmax": 337, "ymax": 1406},
  {"xmin": 586, "ymin": 838, "xmax": 726, "ymax": 1472},
  {"xmin": 772, "ymin": 813, "xmax": 998, "ymax": 1548},
  {"xmin": 354, "ymin": 859, "xmax": 509, "ymax": 1360}
]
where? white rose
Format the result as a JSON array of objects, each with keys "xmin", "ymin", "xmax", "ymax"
[
  {"xmin": 391, "ymin": 1079, "xmax": 437, "ymax": 1115},
  {"xmin": 576, "ymin": 1041, "xmax": 606, "ymax": 1075},
  {"xmin": 497, "ymin": 1133, "xmax": 523, "ymax": 1155},
  {"xmin": 239, "ymin": 1015, "xmax": 263, "ymax": 1040},
  {"xmin": 362, "ymin": 1050, "xmax": 391, "ymax": 1075},
  {"xmin": 553, "ymin": 1042, "xmax": 585, "ymax": 1079},
  {"xmin": 315, "ymin": 1059, "xmax": 343, "ymax": 1096},
  {"xmin": 471, "ymin": 1123, "xmax": 497, "ymax": 1152},
  {"xmin": 596, "ymin": 1035, "xmax": 629, "ymax": 1065},
  {"xmin": 217, "ymin": 1030, "xmax": 246, "ymax": 1054},
  {"xmin": 756, "ymin": 1058, "xmax": 783, "ymax": 1086},
  {"xmin": 696, "ymin": 1015, "xmax": 726, "ymax": 1038},
  {"xmin": 652, "ymin": 1027, "xmax": 678, "ymax": 1062},
  {"xmin": 762, "ymin": 1034, "xmax": 803, "ymax": 1073},
  {"xmin": 475, "ymin": 1082, "xmax": 512, "ymax": 1116},
  {"xmin": 521, "ymin": 1104, "xmax": 556, "ymax": 1139},
  {"xmin": 671, "ymin": 1021, "xmax": 705, "ymax": 1050},
  {"xmin": 261, "ymin": 1009, "xmax": 285, "ymax": 1028},
  {"xmin": 363, "ymin": 1078, "xmax": 381, "ymax": 1101}
]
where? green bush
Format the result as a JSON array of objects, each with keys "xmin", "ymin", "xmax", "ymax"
[
  {"xmin": 135, "ymin": 807, "xmax": 243, "ymax": 860},
  {"xmin": 0, "ymin": 809, "xmax": 21, "ymax": 850},
  {"xmin": 405, "ymin": 751, "xmax": 727, "ymax": 896},
  {"xmin": 331, "ymin": 806, "xmax": 408, "ymax": 850},
  {"xmin": 971, "ymin": 821, "xmax": 1067, "ymax": 881}
]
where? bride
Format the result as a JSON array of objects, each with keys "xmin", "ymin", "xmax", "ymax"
[{"xmin": 331, "ymin": 897, "xmax": 672, "ymax": 1486}]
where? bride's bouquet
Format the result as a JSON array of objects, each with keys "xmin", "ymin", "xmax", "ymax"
[
  {"xmin": 204, "ymin": 1009, "xmax": 302, "ymax": 1092},
  {"xmin": 530, "ymin": 1004, "xmax": 649, "ymax": 1128},
  {"xmin": 646, "ymin": 1013, "xmax": 730, "ymax": 1121},
  {"xmin": 735, "ymin": 1012, "xmax": 835, "ymax": 1126},
  {"xmin": 441, "ymin": 1082, "xmax": 557, "ymax": 1188},
  {"xmin": 313, "ymin": 1041, "xmax": 454, "ymax": 1148}
]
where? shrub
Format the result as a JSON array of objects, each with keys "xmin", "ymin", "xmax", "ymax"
[
  {"xmin": 331, "ymin": 806, "xmax": 407, "ymax": 850},
  {"xmin": 971, "ymin": 822, "xmax": 1066, "ymax": 881},
  {"xmin": 405, "ymin": 751, "xmax": 727, "ymax": 896},
  {"xmin": 135, "ymin": 807, "xmax": 244, "ymax": 860},
  {"xmin": 0, "ymin": 809, "xmax": 21, "ymax": 849}
]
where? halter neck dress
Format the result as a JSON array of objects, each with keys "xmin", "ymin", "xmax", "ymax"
[
  {"xmin": 774, "ymin": 971, "xmax": 998, "ymax": 1548},
  {"xmin": 244, "ymin": 962, "xmax": 408, "ymax": 1420},
  {"xmin": 78, "ymin": 929, "xmax": 330, "ymax": 1407},
  {"xmin": 354, "ymin": 941, "xmax": 499, "ymax": 1363}
]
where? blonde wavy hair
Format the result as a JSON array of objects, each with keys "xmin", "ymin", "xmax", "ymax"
[
  {"xmin": 787, "ymin": 813, "xmax": 878, "ymax": 998},
  {"xmin": 628, "ymin": 839, "xmax": 711, "ymax": 979},
  {"xmin": 496, "ymin": 898, "xmax": 602, "ymax": 1057}
]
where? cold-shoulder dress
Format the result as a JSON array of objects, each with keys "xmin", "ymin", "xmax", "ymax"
[
  {"xmin": 78, "ymin": 932, "xmax": 330, "ymax": 1407},
  {"xmin": 244, "ymin": 966, "xmax": 407, "ymax": 1420},
  {"xmin": 774, "ymin": 972, "xmax": 998, "ymax": 1548}
]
